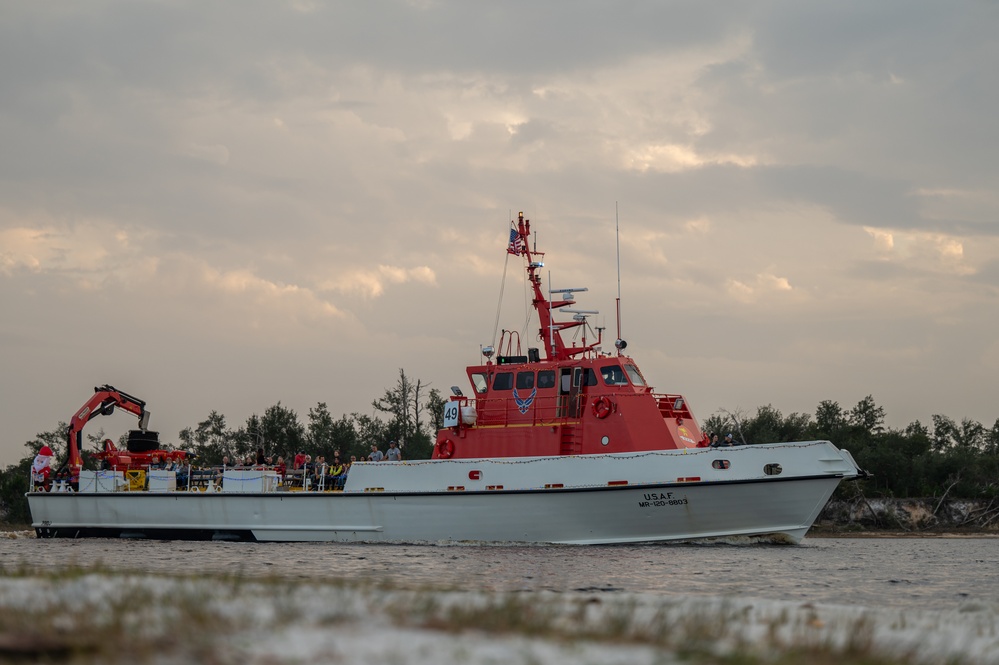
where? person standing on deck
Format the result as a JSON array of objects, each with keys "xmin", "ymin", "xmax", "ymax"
[{"xmin": 385, "ymin": 441, "xmax": 402, "ymax": 461}]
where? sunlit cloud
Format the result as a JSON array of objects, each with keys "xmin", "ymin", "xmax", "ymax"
[
  {"xmin": 197, "ymin": 263, "xmax": 342, "ymax": 319},
  {"xmin": 322, "ymin": 265, "xmax": 437, "ymax": 298},
  {"xmin": 684, "ymin": 217, "xmax": 712, "ymax": 234},
  {"xmin": 726, "ymin": 273, "xmax": 795, "ymax": 303},
  {"xmin": 864, "ymin": 227, "xmax": 894, "ymax": 252},
  {"xmin": 624, "ymin": 143, "xmax": 758, "ymax": 173},
  {"xmin": 0, "ymin": 221, "xmax": 148, "ymax": 276}
]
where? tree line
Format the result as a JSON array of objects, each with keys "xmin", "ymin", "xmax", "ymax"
[
  {"xmin": 705, "ymin": 395, "xmax": 999, "ymax": 500},
  {"xmin": 173, "ymin": 369, "xmax": 446, "ymax": 466},
  {"xmin": 2, "ymin": 378, "xmax": 997, "ymax": 524}
]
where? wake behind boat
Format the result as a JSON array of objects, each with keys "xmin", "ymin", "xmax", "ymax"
[{"xmin": 27, "ymin": 213, "xmax": 864, "ymax": 543}]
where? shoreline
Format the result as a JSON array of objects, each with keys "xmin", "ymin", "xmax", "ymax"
[
  {"xmin": 807, "ymin": 527, "xmax": 999, "ymax": 539},
  {"xmin": 5, "ymin": 523, "xmax": 999, "ymax": 540}
]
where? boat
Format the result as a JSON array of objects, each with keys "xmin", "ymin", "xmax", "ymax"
[{"xmin": 27, "ymin": 212, "xmax": 864, "ymax": 543}]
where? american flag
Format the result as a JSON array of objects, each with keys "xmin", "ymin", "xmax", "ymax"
[{"xmin": 507, "ymin": 227, "xmax": 524, "ymax": 255}]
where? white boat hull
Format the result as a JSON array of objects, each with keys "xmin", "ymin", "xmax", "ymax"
[{"xmin": 28, "ymin": 441, "xmax": 861, "ymax": 544}]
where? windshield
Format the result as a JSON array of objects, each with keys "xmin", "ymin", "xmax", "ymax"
[
  {"xmin": 471, "ymin": 373, "xmax": 488, "ymax": 394},
  {"xmin": 623, "ymin": 364, "xmax": 645, "ymax": 386},
  {"xmin": 600, "ymin": 364, "xmax": 628, "ymax": 385}
]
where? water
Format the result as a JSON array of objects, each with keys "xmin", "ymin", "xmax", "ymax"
[{"xmin": 1, "ymin": 535, "xmax": 995, "ymax": 611}]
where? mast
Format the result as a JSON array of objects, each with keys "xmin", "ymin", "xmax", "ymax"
[{"xmin": 508, "ymin": 213, "xmax": 601, "ymax": 362}]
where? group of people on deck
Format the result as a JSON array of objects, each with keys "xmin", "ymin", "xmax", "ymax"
[
  {"xmin": 709, "ymin": 433, "xmax": 740, "ymax": 447},
  {"xmin": 147, "ymin": 454, "xmax": 193, "ymax": 488},
  {"xmin": 283, "ymin": 441, "xmax": 403, "ymax": 490},
  {"xmin": 31, "ymin": 440, "xmax": 406, "ymax": 492},
  {"xmin": 146, "ymin": 440, "xmax": 405, "ymax": 491}
]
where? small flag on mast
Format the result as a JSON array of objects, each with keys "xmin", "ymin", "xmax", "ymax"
[{"xmin": 507, "ymin": 227, "xmax": 524, "ymax": 255}]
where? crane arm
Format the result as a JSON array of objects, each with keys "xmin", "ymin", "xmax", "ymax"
[{"xmin": 66, "ymin": 384, "xmax": 149, "ymax": 471}]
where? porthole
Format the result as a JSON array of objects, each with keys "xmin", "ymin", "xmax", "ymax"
[
  {"xmin": 712, "ymin": 460, "xmax": 730, "ymax": 470},
  {"xmin": 601, "ymin": 436, "xmax": 610, "ymax": 446},
  {"xmin": 764, "ymin": 463, "xmax": 783, "ymax": 476}
]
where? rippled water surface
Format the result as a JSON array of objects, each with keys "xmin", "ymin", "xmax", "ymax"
[{"xmin": 4, "ymin": 535, "xmax": 996, "ymax": 610}]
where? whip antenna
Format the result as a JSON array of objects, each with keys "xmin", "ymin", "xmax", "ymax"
[{"xmin": 615, "ymin": 202, "xmax": 626, "ymax": 355}]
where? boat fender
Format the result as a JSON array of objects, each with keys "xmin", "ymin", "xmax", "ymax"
[
  {"xmin": 591, "ymin": 396, "xmax": 614, "ymax": 419},
  {"xmin": 437, "ymin": 439, "xmax": 455, "ymax": 459}
]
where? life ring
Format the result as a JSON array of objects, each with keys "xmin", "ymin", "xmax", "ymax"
[
  {"xmin": 591, "ymin": 396, "xmax": 614, "ymax": 419},
  {"xmin": 437, "ymin": 439, "xmax": 455, "ymax": 459}
]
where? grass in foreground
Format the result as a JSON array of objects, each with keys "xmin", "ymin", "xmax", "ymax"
[{"xmin": 0, "ymin": 564, "xmax": 982, "ymax": 665}]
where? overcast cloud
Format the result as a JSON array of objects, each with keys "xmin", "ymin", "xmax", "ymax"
[{"xmin": 2, "ymin": 1, "xmax": 998, "ymax": 465}]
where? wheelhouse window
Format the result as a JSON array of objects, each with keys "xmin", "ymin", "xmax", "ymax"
[
  {"xmin": 471, "ymin": 373, "xmax": 488, "ymax": 394},
  {"xmin": 493, "ymin": 372, "xmax": 513, "ymax": 390},
  {"xmin": 516, "ymin": 371, "xmax": 535, "ymax": 390},
  {"xmin": 537, "ymin": 370, "xmax": 556, "ymax": 389},
  {"xmin": 623, "ymin": 364, "xmax": 646, "ymax": 387},
  {"xmin": 600, "ymin": 365, "xmax": 628, "ymax": 386}
]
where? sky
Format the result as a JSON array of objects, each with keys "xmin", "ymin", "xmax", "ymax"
[{"xmin": 2, "ymin": 1, "xmax": 998, "ymax": 465}]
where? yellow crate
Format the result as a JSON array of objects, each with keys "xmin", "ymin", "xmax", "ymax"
[{"xmin": 125, "ymin": 469, "xmax": 146, "ymax": 491}]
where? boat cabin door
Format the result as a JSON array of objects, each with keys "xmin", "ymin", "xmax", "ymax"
[
  {"xmin": 557, "ymin": 368, "xmax": 571, "ymax": 418},
  {"xmin": 558, "ymin": 367, "xmax": 584, "ymax": 419}
]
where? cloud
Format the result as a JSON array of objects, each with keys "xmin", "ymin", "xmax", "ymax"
[
  {"xmin": 3, "ymin": 2, "xmax": 999, "ymax": 465},
  {"xmin": 0, "ymin": 218, "xmax": 152, "ymax": 279},
  {"xmin": 322, "ymin": 265, "xmax": 437, "ymax": 299},
  {"xmin": 624, "ymin": 143, "xmax": 758, "ymax": 173},
  {"xmin": 864, "ymin": 227, "xmax": 894, "ymax": 252},
  {"xmin": 725, "ymin": 272, "xmax": 796, "ymax": 304}
]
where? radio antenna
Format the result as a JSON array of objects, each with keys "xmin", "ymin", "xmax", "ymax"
[{"xmin": 615, "ymin": 202, "xmax": 624, "ymax": 355}]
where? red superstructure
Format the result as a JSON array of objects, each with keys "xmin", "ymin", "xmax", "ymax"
[{"xmin": 434, "ymin": 213, "xmax": 708, "ymax": 460}]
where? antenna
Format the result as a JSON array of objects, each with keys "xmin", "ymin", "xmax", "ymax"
[
  {"xmin": 550, "ymin": 287, "xmax": 587, "ymax": 303},
  {"xmin": 547, "ymin": 273, "xmax": 555, "ymax": 359},
  {"xmin": 615, "ymin": 202, "xmax": 625, "ymax": 355}
]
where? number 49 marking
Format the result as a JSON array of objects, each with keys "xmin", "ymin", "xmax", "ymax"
[{"xmin": 443, "ymin": 403, "xmax": 460, "ymax": 427}]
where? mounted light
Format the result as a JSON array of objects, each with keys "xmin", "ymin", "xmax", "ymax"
[
  {"xmin": 615, "ymin": 339, "xmax": 627, "ymax": 350},
  {"xmin": 482, "ymin": 346, "xmax": 495, "ymax": 359}
]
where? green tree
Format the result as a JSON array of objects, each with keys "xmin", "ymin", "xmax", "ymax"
[
  {"xmin": 849, "ymin": 395, "xmax": 886, "ymax": 436},
  {"xmin": 329, "ymin": 414, "xmax": 361, "ymax": 459},
  {"xmin": 260, "ymin": 402, "xmax": 306, "ymax": 459},
  {"xmin": 426, "ymin": 388, "xmax": 446, "ymax": 434},
  {"xmin": 372, "ymin": 369, "xmax": 439, "ymax": 458},
  {"xmin": 352, "ymin": 412, "xmax": 389, "ymax": 459},
  {"xmin": 813, "ymin": 400, "xmax": 846, "ymax": 436},
  {"xmin": 932, "ymin": 415, "xmax": 985, "ymax": 451},
  {"xmin": 189, "ymin": 411, "xmax": 235, "ymax": 465},
  {"xmin": 306, "ymin": 402, "xmax": 337, "ymax": 456}
]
